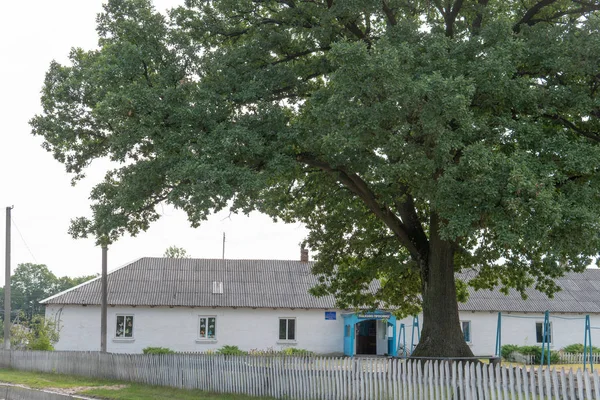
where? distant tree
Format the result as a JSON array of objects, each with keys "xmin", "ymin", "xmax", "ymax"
[
  {"xmin": 7, "ymin": 316, "xmax": 59, "ymax": 351},
  {"xmin": 11, "ymin": 263, "xmax": 57, "ymax": 321},
  {"xmin": 163, "ymin": 246, "xmax": 190, "ymax": 259},
  {"xmin": 0, "ymin": 264, "xmax": 98, "ymax": 323},
  {"xmin": 55, "ymin": 274, "xmax": 98, "ymax": 293}
]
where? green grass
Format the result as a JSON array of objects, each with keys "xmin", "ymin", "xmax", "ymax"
[
  {"xmin": 0, "ymin": 369, "xmax": 273, "ymax": 400},
  {"xmin": 0, "ymin": 369, "xmax": 113, "ymax": 389},
  {"xmin": 83, "ymin": 385, "xmax": 270, "ymax": 400}
]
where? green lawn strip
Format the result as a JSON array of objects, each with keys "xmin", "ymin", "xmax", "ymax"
[
  {"xmin": 0, "ymin": 368, "xmax": 118, "ymax": 389},
  {"xmin": 0, "ymin": 369, "xmax": 273, "ymax": 400},
  {"xmin": 83, "ymin": 385, "xmax": 272, "ymax": 400}
]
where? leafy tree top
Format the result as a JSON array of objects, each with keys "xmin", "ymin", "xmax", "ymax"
[
  {"xmin": 31, "ymin": 0, "xmax": 600, "ymax": 316},
  {"xmin": 163, "ymin": 245, "xmax": 190, "ymax": 258}
]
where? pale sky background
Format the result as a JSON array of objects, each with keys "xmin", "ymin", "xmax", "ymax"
[{"xmin": 0, "ymin": 0, "xmax": 308, "ymax": 284}]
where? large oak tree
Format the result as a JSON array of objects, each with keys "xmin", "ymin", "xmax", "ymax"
[{"xmin": 31, "ymin": 0, "xmax": 600, "ymax": 357}]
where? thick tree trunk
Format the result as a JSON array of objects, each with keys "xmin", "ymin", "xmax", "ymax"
[{"xmin": 410, "ymin": 215, "xmax": 474, "ymax": 358}]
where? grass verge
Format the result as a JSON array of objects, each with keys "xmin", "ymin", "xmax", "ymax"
[{"xmin": 0, "ymin": 369, "xmax": 272, "ymax": 400}]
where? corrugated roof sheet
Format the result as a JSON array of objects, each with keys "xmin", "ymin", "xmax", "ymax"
[
  {"xmin": 458, "ymin": 269, "xmax": 600, "ymax": 313},
  {"xmin": 42, "ymin": 258, "xmax": 600, "ymax": 312},
  {"xmin": 42, "ymin": 258, "xmax": 337, "ymax": 309}
]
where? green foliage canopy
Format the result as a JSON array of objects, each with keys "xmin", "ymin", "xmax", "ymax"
[
  {"xmin": 163, "ymin": 245, "xmax": 190, "ymax": 258},
  {"xmin": 30, "ymin": 0, "xmax": 600, "ymax": 322},
  {"xmin": 0, "ymin": 263, "xmax": 97, "ymax": 322},
  {"xmin": 4, "ymin": 316, "xmax": 60, "ymax": 351}
]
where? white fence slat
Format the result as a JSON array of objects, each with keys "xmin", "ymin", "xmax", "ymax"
[
  {"xmin": 403, "ymin": 359, "xmax": 409, "ymax": 400},
  {"xmin": 568, "ymin": 368, "xmax": 577, "ymax": 400},
  {"xmin": 593, "ymin": 369, "xmax": 600, "ymax": 400},
  {"xmin": 409, "ymin": 360, "xmax": 414, "ymax": 400},
  {"xmin": 422, "ymin": 360, "xmax": 429, "ymax": 400},
  {"xmin": 458, "ymin": 361, "xmax": 464, "ymax": 400},
  {"xmin": 531, "ymin": 365, "xmax": 539, "ymax": 400},
  {"xmin": 550, "ymin": 368, "xmax": 560, "ymax": 400},
  {"xmin": 501, "ymin": 362, "xmax": 510, "ymax": 400},
  {"xmin": 584, "ymin": 369, "xmax": 592, "ymax": 400},
  {"xmin": 469, "ymin": 362, "xmax": 477, "ymax": 400},
  {"xmin": 577, "ymin": 369, "xmax": 584, "ymax": 400},
  {"xmin": 2, "ymin": 350, "xmax": 597, "ymax": 400},
  {"xmin": 483, "ymin": 362, "xmax": 492, "ymax": 400},
  {"xmin": 368, "ymin": 358, "xmax": 373, "ymax": 400},
  {"xmin": 474, "ymin": 362, "xmax": 483, "ymax": 400},
  {"xmin": 508, "ymin": 364, "xmax": 515, "ymax": 399},
  {"xmin": 560, "ymin": 367, "xmax": 568, "ymax": 400},
  {"xmin": 515, "ymin": 364, "xmax": 523, "ymax": 399},
  {"xmin": 448, "ymin": 360, "xmax": 456, "ymax": 400}
]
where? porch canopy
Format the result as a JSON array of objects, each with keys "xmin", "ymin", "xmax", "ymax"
[{"xmin": 342, "ymin": 310, "xmax": 397, "ymax": 357}]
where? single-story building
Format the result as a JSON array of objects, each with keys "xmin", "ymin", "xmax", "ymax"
[{"xmin": 42, "ymin": 254, "xmax": 600, "ymax": 355}]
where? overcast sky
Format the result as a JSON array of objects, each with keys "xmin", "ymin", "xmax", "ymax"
[{"xmin": 0, "ymin": 0, "xmax": 308, "ymax": 284}]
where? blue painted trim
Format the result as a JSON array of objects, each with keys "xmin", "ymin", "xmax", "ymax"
[
  {"xmin": 584, "ymin": 315, "xmax": 593, "ymax": 372},
  {"xmin": 398, "ymin": 323, "xmax": 407, "ymax": 358},
  {"xmin": 342, "ymin": 311, "xmax": 397, "ymax": 357},
  {"xmin": 410, "ymin": 315, "xmax": 420, "ymax": 352},
  {"xmin": 540, "ymin": 310, "xmax": 551, "ymax": 368},
  {"xmin": 495, "ymin": 312, "xmax": 502, "ymax": 357}
]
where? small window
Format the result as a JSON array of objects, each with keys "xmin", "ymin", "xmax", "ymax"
[
  {"xmin": 116, "ymin": 315, "xmax": 134, "ymax": 338},
  {"xmin": 536, "ymin": 322, "xmax": 552, "ymax": 343},
  {"xmin": 199, "ymin": 316, "xmax": 217, "ymax": 339},
  {"xmin": 461, "ymin": 321, "xmax": 471, "ymax": 343},
  {"xmin": 213, "ymin": 281, "xmax": 223, "ymax": 294},
  {"xmin": 345, "ymin": 325, "xmax": 351, "ymax": 337},
  {"xmin": 279, "ymin": 318, "xmax": 296, "ymax": 341}
]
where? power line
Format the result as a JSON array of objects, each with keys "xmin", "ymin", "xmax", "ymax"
[{"xmin": 10, "ymin": 216, "xmax": 37, "ymax": 263}]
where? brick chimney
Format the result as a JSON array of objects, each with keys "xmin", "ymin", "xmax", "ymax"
[{"xmin": 300, "ymin": 244, "xmax": 309, "ymax": 262}]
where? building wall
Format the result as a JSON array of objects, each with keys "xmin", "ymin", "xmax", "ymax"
[
  {"xmin": 397, "ymin": 312, "xmax": 600, "ymax": 356},
  {"xmin": 46, "ymin": 305, "xmax": 600, "ymax": 355},
  {"xmin": 45, "ymin": 305, "xmax": 346, "ymax": 354}
]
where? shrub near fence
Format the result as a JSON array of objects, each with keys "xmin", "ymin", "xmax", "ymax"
[
  {"xmin": 506, "ymin": 351, "xmax": 600, "ymax": 365},
  {"xmin": 0, "ymin": 350, "xmax": 598, "ymax": 399}
]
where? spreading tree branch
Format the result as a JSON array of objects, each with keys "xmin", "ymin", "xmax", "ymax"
[
  {"xmin": 297, "ymin": 154, "xmax": 427, "ymax": 262},
  {"xmin": 382, "ymin": 0, "xmax": 398, "ymax": 26},
  {"xmin": 543, "ymin": 113, "xmax": 600, "ymax": 143},
  {"xmin": 514, "ymin": 0, "xmax": 558, "ymax": 31},
  {"xmin": 472, "ymin": 0, "xmax": 490, "ymax": 34}
]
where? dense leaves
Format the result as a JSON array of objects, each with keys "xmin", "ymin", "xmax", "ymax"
[
  {"xmin": 163, "ymin": 245, "xmax": 190, "ymax": 258},
  {"xmin": 0, "ymin": 263, "xmax": 97, "ymax": 323},
  {"xmin": 31, "ymin": 0, "xmax": 600, "ymax": 356},
  {"xmin": 5, "ymin": 316, "xmax": 60, "ymax": 351}
]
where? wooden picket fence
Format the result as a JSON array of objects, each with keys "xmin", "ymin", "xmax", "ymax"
[
  {"xmin": 560, "ymin": 353, "xmax": 600, "ymax": 365},
  {"xmin": 0, "ymin": 350, "xmax": 599, "ymax": 399},
  {"xmin": 509, "ymin": 351, "xmax": 600, "ymax": 366}
]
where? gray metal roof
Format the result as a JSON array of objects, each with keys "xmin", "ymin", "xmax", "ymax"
[
  {"xmin": 41, "ymin": 258, "xmax": 337, "ymax": 309},
  {"xmin": 458, "ymin": 269, "xmax": 600, "ymax": 313},
  {"xmin": 42, "ymin": 257, "xmax": 600, "ymax": 313}
]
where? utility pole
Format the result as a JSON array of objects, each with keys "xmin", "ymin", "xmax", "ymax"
[
  {"xmin": 4, "ymin": 206, "xmax": 12, "ymax": 350},
  {"xmin": 222, "ymin": 232, "xmax": 226, "ymax": 260},
  {"xmin": 100, "ymin": 245, "xmax": 108, "ymax": 352}
]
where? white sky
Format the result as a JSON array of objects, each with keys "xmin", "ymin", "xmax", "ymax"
[{"xmin": 0, "ymin": 0, "xmax": 308, "ymax": 284}]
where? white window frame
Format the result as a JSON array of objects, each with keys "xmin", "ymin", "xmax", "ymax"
[
  {"xmin": 461, "ymin": 320, "xmax": 472, "ymax": 343},
  {"xmin": 535, "ymin": 321, "xmax": 552, "ymax": 344},
  {"xmin": 212, "ymin": 281, "xmax": 223, "ymax": 294},
  {"xmin": 278, "ymin": 317, "xmax": 296, "ymax": 342},
  {"xmin": 115, "ymin": 314, "xmax": 134, "ymax": 340},
  {"xmin": 198, "ymin": 315, "xmax": 217, "ymax": 341}
]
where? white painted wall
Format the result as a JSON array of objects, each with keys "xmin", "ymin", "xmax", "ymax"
[
  {"xmin": 45, "ymin": 305, "xmax": 345, "ymax": 354},
  {"xmin": 397, "ymin": 312, "xmax": 600, "ymax": 356},
  {"xmin": 46, "ymin": 305, "xmax": 600, "ymax": 355}
]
